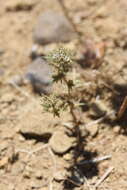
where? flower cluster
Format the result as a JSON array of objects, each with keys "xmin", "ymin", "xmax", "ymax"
[
  {"xmin": 46, "ymin": 47, "xmax": 74, "ymax": 82},
  {"xmin": 41, "ymin": 94, "xmax": 68, "ymax": 117}
]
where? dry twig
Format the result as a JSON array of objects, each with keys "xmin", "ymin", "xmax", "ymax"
[
  {"xmin": 85, "ymin": 111, "xmax": 115, "ymax": 128},
  {"xmin": 94, "ymin": 166, "xmax": 114, "ymax": 189},
  {"xmin": 78, "ymin": 155, "xmax": 111, "ymax": 165},
  {"xmin": 117, "ymin": 96, "xmax": 127, "ymax": 119}
]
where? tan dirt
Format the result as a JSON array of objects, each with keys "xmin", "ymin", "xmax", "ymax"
[{"xmin": 1, "ymin": 0, "xmax": 127, "ymax": 189}]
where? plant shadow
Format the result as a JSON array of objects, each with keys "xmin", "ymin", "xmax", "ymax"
[
  {"xmin": 63, "ymin": 131, "xmax": 99, "ymax": 189},
  {"xmin": 110, "ymin": 83, "xmax": 127, "ymax": 135},
  {"xmin": 86, "ymin": 82, "xmax": 127, "ymax": 135}
]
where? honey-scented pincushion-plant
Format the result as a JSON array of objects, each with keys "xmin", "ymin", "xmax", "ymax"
[{"xmin": 41, "ymin": 47, "xmax": 83, "ymax": 161}]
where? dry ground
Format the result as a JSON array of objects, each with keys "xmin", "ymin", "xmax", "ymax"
[{"xmin": 1, "ymin": 0, "xmax": 127, "ymax": 189}]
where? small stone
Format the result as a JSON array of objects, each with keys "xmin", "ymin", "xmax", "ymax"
[
  {"xmin": 5, "ymin": 0, "xmax": 35, "ymax": 11},
  {"xmin": 87, "ymin": 0, "xmax": 97, "ymax": 5},
  {"xmin": 9, "ymin": 75, "xmax": 24, "ymax": 86},
  {"xmin": 0, "ymin": 157, "xmax": 9, "ymax": 168},
  {"xmin": 91, "ymin": 99, "xmax": 108, "ymax": 117},
  {"xmin": 63, "ymin": 153, "xmax": 73, "ymax": 161},
  {"xmin": 18, "ymin": 110, "xmax": 54, "ymax": 140},
  {"xmin": 1, "ymin": 93, "xmax": 15, "ymax": 103},
  {"xmin": 23, "ymin": 166, "xmax": 33, "ymax": 178},
  {"xmin": 33, "ymin": 10, "xmax": 76, "ymax": 45},
  {"xmin": 86, "ymin": 124, "xmax": 98, "ymax": 137},
  {"xmin": 113, "ymin": 126, "xmax": 121, "ymax": 133},
  {"xmin": 14, "ymin": 126, "xmax": 21, "ymax": 133},
  {"xmin": 25, "ymin": 57, "xmax": 52, "ymax": 94},
  {"xmin": 30, "ymin": 181, "xmax": 42, "ymax": 189},
  {"xmin": 35, "ymin": 170, "xmax": 43, "ymax": 179},
  {"xmin": 113, "ymin": 75, "xmax": 126, "ymax": 86},
  {"xmin": 54, "ymin": 170, "xmax": 66, "ymax": 181},
  {"xmin": 49, "ymin": 131, "xmax": 75, "ymax": 154},
  {"xmin": 0, "ymin": 141, "xmax": 8, "ymax": 152},
  {"xmin": 117, "ymin": 28, "xmax": 127, "ymax": 48},
  {"xmin": 72, "ymin": 167, "xmax": 84, "ymax": 185},
  {"xmin": 94, "ymin": 6, "xmax": 108, "ymax": 18},
  {"xmin": 29, "ymin": 44, "xmax": 39, "ymax": 59},
  {"xmin": 18, "ymin": 135, "xmax": 25, "ymax": 142}
]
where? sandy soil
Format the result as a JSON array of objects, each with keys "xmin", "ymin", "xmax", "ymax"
[{"xmin": 1, "ymin": 0, "xmax": 127, "ymax": 189}]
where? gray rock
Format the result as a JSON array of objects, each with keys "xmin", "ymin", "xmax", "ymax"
[
  {"xmin": 49, "ymin": 131, "xmax": 75, "ymax": 154},
  {"xmin": 33, "ymin": 10, "xmax": 76, "ymax": 45},
  {"xmin": 25, "ymin": 57, "xmax": 52, "ymax": 94}
]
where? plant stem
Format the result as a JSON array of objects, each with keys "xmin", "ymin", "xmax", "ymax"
[{"xmin": 63, "ymin": 76, "xmax": 82, "ymax": 163}]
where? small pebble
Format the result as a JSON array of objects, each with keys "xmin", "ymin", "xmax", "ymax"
[
  {"xmin": 54, "ymin": 170, "xmax": 66, "ymax": 181},
  {"xmin": 35, "ymin": 170, "xmax": 43, "ymax": 179},
  {"xmin": 9, "ymin": 75, "xmax": 24, "ymax": 86},
  {"xmin": 86, "ymin": 124, "xmax": 98, "ymax": 137},
  {"xmin": 63, "ymin": 153, "xmax": 73, "ymax": 161},
  {"xmin": 113, "ymin": 126, "xmax": 121, "ymax": 133},
  {"xmin": 5, "ymin": 0, "xmax": 35, "ymax": 11},
  {"xmin": 49, "ymin": 131, "xmax": 75, "ymax": 154}
]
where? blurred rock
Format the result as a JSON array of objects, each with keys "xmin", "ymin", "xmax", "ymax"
[
  {"xmin": 54, "ymin": 169, "xmax": 66, "ymax": 181},
  {"xmin": 87, "ymin": 0, "xmax": 97, "ymax": 5},
  {"xmin": 25, "ymin": 57, "xmax": 52, "ymax": 94},
  {"xmin": 29, "ymin": 44, "xmax": 39, "ymax": 60},
  {"xmin": 113, "ymin": 126, "xmax": 121, "ymax": 133},
  {"xmin": 9, "ymin": 75, "xmax": 24, "ymax": 86},
  {"xmin": 5, "ymin": 0, "xmax": 35, "ymax": 11},
  {"xmin": 33, "ymin": 10, "xmax": 76, "ymax": 45},
  {"xmin": 90, "ymin": 99, "xmax": 108, "ymax": 117},
  {"xmin": 0, "ymin": 157, "xmax": 9, "ymax": 169},
  {"xmin": 0, "ymin": 68, "xmax": 4, "ymax": 76},
  {"xmin": 49, "ymin": 131, "xmax": 75, "ymax": 154},
  {"xmin": 71, "ymin": 167, "xmax": 84, "ymax": 185},
  {"xmin": 0, "ymin": 48, "xmax": 4, "ymax": 55},
  {"xmin": 0, "ymin": 141, "xmax": 8, "ymax": 152},
  {"xmin": 23, "ymin": 166, "xmax": 33, "ymax": 178},
  {"xmin": 35, "ymin": 170, "xmax": 43, "ymax": 179},
  {"xmin": 0, "ymin": 93, "xmax": 15, "ymax": 103},
  {"xmin": 19, "ymin": 111, "xmax": 54, "ymax": 143},
  {"xmin": 86, "ymin": 124, "xmax": 98, "ymax": 137},
  {"xmin": 94, "ymin": 6, "xmax": 108, "ymax": 18},
  {"xmin": 82, "ymin": 40, "xmax": 106, "ymax": 68},
  {"xmin": 115, "ymin": 28, "xmax": 127, "ymax": 49},
  {"xmin": 63, "ymin": 153, "xmax": 73, "ymax": 161}
]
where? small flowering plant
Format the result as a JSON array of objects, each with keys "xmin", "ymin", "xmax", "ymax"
[
  {"xmin": 41, "ymin": 46, "xmax": 84, "ymax": 164},
  {"xmin": 42, "ymin": 47, "xmax": 77, "ymax": 118},
  {"xmin": 42, "ymin": 47, "xmax": 84, "ymax": 151}
]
